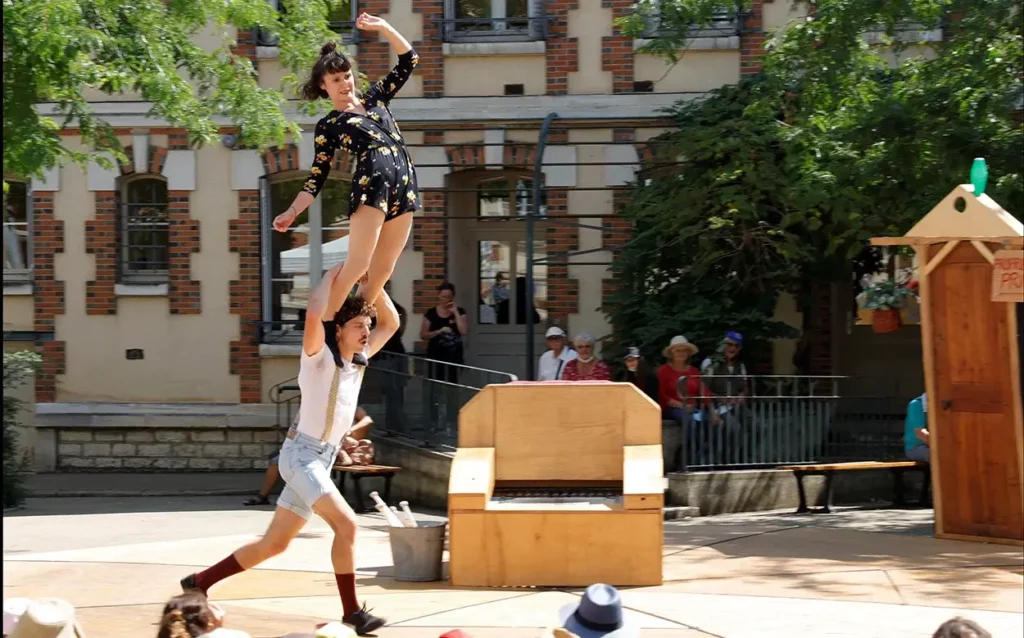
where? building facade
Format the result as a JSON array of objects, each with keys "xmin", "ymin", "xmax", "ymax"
[{"xmin": 6, "ymin": 0, "xmax": 818, "ymax": 411}]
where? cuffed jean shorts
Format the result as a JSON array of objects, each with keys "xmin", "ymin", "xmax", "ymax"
[{"xmin": 276, "ymin": 431, "xmax": 340, "ymax": 521}]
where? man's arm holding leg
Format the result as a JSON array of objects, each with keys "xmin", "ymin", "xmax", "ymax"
[{"xmin": 302, "ymin": 262, "xmax": 347, "ymax": 357}]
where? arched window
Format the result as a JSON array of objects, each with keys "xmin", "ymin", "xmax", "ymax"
[
  {"xmin": 3, "ymin": 180, "xmax": 30, "ymax": 281},
  {"xmin": 121, "ymin": 176, "xmax": 169, "ymax": 281},
  {"xmin": 263, "ymin": 174, "xmax": 352, "ymax": 337}
]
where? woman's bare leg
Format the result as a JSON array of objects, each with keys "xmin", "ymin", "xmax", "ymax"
[
  {"xmin": 327, "ymin": 206, "xmax": 387, "ymax": 312},
  {"xmin": 357, "ymin": 212, "xmax": 414, "ymax": 305}
]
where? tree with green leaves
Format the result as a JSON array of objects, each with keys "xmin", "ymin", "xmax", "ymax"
[
  {"xmin": 3, "ymin": 351, "xmax": 41, "ymax": 508},
  {"xmin": 606, "ymin": 0, "xmax": 1022, "ymax": 368},
  {"xmin": 2, "ymin": 0, "xmax": 356, "ymax": 189}
]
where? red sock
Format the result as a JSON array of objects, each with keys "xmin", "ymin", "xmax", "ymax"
[
  {"xmin": 335, "ymin": 573, "xmax": 359, "ymax": 616},
  {"xmin": 194, "ymin": 554, "xmax": 245, "ymax": 594}
]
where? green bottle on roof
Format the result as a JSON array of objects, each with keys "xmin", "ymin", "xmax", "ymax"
[{"xmin": 970, "ymin": 157, "xmax": 988, "ymax": 196}]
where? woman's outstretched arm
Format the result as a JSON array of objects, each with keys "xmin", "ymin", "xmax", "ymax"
[
  {"xmin": 356, "ymin": 14, "xmax": 418, "ymax": 105},
  {"xmin": 357, "ymin": 13, "xmax": 411, "ymax": 55}
]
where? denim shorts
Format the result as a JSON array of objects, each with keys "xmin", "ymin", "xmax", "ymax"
[{"xmin": 276, "ymin": 431, "xmax": 341, "ymax": 521}]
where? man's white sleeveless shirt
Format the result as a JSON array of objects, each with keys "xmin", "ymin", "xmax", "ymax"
[{"xmin": 295, "ymin": 345, "xmax": 368, "ymax": 447}]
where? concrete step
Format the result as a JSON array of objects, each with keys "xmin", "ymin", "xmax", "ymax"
[{"xmin": 24, "ymin": 472, "xmax": 268, "ymax": 497}]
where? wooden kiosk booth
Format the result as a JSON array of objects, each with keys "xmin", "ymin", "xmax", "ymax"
[
  {"xmin": 872, "ymin": 183, "xmax": 1024, "ymax": 545},
  {"xmin": 447, "ymin": 382, "xmax": 664, "ymax": 587}
]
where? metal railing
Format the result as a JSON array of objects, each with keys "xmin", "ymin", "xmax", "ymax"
[
  {"xmin": 664, "ymin": 375, "xmax": 917, "ymax": 471},
  {"xmin": 267, "ymin": 350, "xmax": 518, "ymax": 449}
]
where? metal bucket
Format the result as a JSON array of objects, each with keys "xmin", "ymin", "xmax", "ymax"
[{"xmin": 387, "ymin": 520, "xmax": 446, "ymax": 582}]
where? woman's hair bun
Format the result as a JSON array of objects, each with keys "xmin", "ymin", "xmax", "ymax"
[{"xmin": 320, "ymin": 41, "xmax": 338, "ymax": 56}]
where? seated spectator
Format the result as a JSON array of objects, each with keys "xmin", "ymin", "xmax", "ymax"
[
  {"xmin": 658, "ymin": 336, "xmax": 717, "ymax": 466},
  {"xmin": 933, "ymin": 617, "xmax": 991, "ymax": 638},
  {"xmin": 561, "ymin": 333, "xmax": 611, "ymax": 381},
  {"xmin": 905, "ymin": 392, "xmax": 930, "ymax": 462},
  {"xmin": 618, "ymin": 347, "xmax": 657, "ymax": 401},
  {"xmin": 537, "ymin": 326, "xmax": 577, "ymax": 381},
  {"xmin": 244, "ymin": 407, "xmax": 372, "ymax": 505},
  {"xmin": 337, "ymin": 406, "xmax": 375, "ymax": 466},
  {"xmin": 6, "ymin": 598, "xmax": 85, "ymax": 638},
  {"xmin": 551, "ymin": 584, "xmax": 638, "ymax": 637},
  {"xmin": 700, "ymin": 331, "xmax": 750, "ymax": 409},
  {"xmin": 157, "ymin": 592, "xmax": 250, "ymax": 638}
]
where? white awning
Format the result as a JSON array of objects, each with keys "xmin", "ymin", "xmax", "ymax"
[{"xmin": 280, "ymin": 235, "xmax": 349, "ymax": 274}]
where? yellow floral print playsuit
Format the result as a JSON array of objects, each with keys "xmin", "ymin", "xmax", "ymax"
[{"xmin": 302, "ymin": 49, "xmax": 420, "ymax": 221}]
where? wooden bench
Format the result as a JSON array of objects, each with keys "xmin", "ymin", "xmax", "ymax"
[
  {"xmin": 778, "ymin": 461, "xmax": 931, "ymax": 514},
  {"xmin": 330, "ymin": 464, "xmax": 402, "ymax": 513}
]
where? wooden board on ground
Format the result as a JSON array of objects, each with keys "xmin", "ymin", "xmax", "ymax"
[
  {"xmin": 331, "ymin": 464, "xmax": 401, "ymax": 474},
  {"xmin": 778, "ymin": 461, "xmax": 926, "ymax": 472}
]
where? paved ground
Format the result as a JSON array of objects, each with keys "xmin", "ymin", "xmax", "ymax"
[{"xmin": 4, "ymin": 496, "xmax": 1022, "ymax": 638}]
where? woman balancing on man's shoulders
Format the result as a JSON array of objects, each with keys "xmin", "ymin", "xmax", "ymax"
[
  {"xmin": 273, "ymin": 12, "xmax": 420, "ymax": 366},
  {"xmin": 179, "ymin": 15, "xmax": 416, "ymax": 635}
]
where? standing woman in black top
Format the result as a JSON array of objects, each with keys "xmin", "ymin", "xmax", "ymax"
[
  {"xmin": 420, "ymin": 282, "xmax": 468, "ymax": 383},
  {"xmin": 273, "ymin": 13, "xmax": 419, "ymax": 365}
]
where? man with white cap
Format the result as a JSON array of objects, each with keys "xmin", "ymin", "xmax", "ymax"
[{"xmin": 537, "ymin": 326, "xmax": 577, "ymax": 381}]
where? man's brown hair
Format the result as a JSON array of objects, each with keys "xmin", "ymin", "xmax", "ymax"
[{"xmin": 333, "ymin": 295, "xmax": 376, "ymax": 326}]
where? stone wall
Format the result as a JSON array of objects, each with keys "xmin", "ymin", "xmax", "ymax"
[
  {"xmin": 33, "ymin": 403, "xmax": 282, "ymax": 472},
  {"xmin": 53, "ymin": 428, "xmax": 283, "ymax": 471}
]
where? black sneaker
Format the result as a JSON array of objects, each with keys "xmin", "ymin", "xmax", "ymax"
[
  {"xmin": 180, "ymin": 573, "xmax": 202, "ymax": 594},
  {"xmin": 352, "ymin": 353, "xmax": 369, "ymax": 367},
  {"xmin": 342, "ymin": 603, "xmax": 386, "ymax": 635}
]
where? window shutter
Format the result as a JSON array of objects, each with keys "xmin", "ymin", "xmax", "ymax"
[
  {"xmin": 26, "ymin": 183, "xmax": 34, "ymax": 273},
  {"xmin": 116, "ymin": 185, "xmax": 124, "ymax": 279},
  {"xmin": 443, "ymin": 0, "xmax": 456, "ymax": 41},
  {"xmin": 259, "ymin": 175, "xmax": 273, "ymax": 326},
  {"xmin": 529, "ymin": 0, "xmax": 546, "ymax": 40}
]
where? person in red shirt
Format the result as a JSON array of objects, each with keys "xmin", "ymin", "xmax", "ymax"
[
  {"xmin": 657, "ymin": 335, "xmax": 718, "ymax": 468},
  {"xmin": 561, "ymin": 332, "xmax": 611, "ymax": 381}
]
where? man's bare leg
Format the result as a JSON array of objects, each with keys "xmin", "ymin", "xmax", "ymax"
[
  {"xmin": 182, "ymin": 505, "xmax": 306, "ymax": 595},
  {"xmin": 313, "ymin": 490, "xmax": 359, "ymax": 603},
  {"xmin": 312, "ymin": 489, "xmax": 384, "ymax": 633}
]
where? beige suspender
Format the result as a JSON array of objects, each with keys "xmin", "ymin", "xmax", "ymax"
[{"xmin": 320, "ymin": 365, "xmax": 365, "ymax": 444}]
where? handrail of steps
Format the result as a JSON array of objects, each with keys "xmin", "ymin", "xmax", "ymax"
[{"xmin": 267, "ymin": 349, "xmax": 518, "ymax": 444}]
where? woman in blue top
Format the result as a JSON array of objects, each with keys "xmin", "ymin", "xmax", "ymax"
[
  {"xmin": 273, "ymin": 13, "xmax": 419, "ymax": 365},
  {"xmin": 905, "ymin": 392, "xmax": 930, "ymax": 462}
]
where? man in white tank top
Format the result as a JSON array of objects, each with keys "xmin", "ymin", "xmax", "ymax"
[{"xmin": 179, "ymin": 262, "xmax": 399, "ymax": 635}]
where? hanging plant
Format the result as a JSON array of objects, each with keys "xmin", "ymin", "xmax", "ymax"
[{"xmin": 856, "ymin": 278, "xmax": 917, "ymax": 333}]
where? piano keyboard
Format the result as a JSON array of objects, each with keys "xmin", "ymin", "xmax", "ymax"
[{"xmin": 490, "ymin": 487, "xmax": 623, "ymax": 506}]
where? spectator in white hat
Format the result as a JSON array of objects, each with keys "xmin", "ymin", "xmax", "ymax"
[
  {"xmin": 7, "ymin": 598, "xmax": 85, "ymax": 638},
  {"xmin": 537, "ymin": 326, "xmax": 577, "ymax": 381}
]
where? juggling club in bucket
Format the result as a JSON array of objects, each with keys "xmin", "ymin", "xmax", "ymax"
[
  {"xmin": 399, "ymin": 501, "xmax": 419, "ymax": 528},
  {"xmin": 369, "ymin": 491, "xmax": 404, "ymax": 527}
]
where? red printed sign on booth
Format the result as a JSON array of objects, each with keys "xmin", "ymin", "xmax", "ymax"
[{"xmin": 991, "ymin": 250, "xmax": 1024, "ymax": 303}]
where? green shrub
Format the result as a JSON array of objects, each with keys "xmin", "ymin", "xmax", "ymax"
[{"xmin": 3, "ymin": 350, "xmax": 40, "ymax": 508}]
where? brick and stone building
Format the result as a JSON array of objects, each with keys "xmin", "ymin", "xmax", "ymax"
[{"xmin": 2, "ymin": 0, "xmax": 937, "ymax": 472}]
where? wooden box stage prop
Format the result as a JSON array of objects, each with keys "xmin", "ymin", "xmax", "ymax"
[
  {"xmin": 872, "ymin": 183, "xmax": 1024, "ymax": 546},
  {"xmin": 447, "ymin": 382, "xmax": 664, "ymax": 587}
]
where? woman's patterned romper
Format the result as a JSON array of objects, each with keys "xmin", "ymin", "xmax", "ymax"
[{"xmin": 301, "ymin": 49, "xmax": 420, "ymax": 221}]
